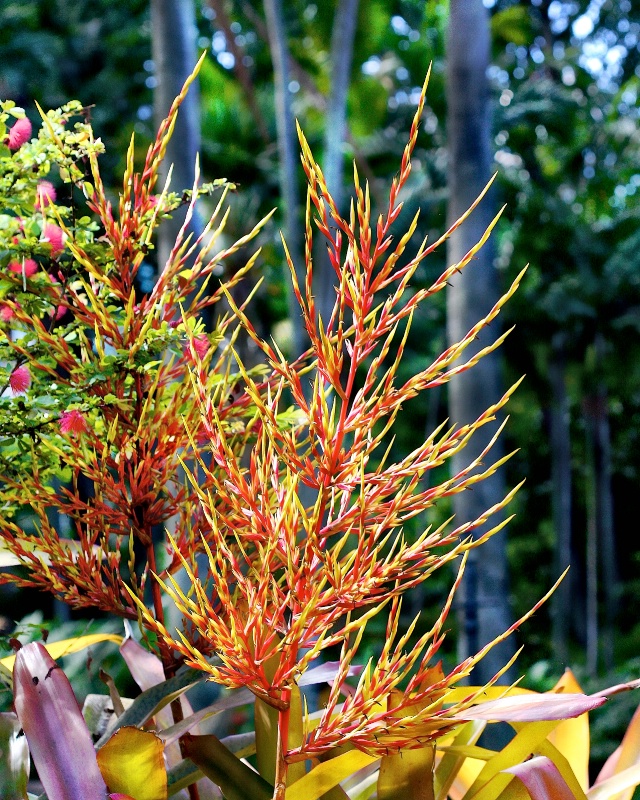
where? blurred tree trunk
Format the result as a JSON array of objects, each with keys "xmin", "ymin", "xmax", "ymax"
[
  {"xmin": 316, "ymin": 0, "xmax": 360, "ymax": 327},
  {"xmin": 549, "ymin": 332, "xmax": 572, "ymax": 667},
  {"xmin": 263, "ymin": 0, "xmax": 306, "ymax": 357},
  {"xmin": 583, "ymin": 333, "xmax": 618, "ymax": 675},
  {"xmin": 446, "ymin": 0, "xmax": 515, "ymax": 684},
  {"xmin": 151, "ymin": 0, "xmax": 203, "ymax": 301}
]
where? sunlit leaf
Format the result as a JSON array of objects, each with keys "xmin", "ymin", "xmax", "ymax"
[
  {"xmin": 95, "ymin": 667, "xmax": 206, "ymax": 748},
  {"xmin": 434, "ymin": 720, "xmax": 485, "ymax": 799},
  {"xmin": 461, "ymin": 720, "xmax": 562, "ymax": 800},
  {"xmin": 0, "ymin": 633, "xmax": 122, "ymax": 682},
  {"xmin": 547, "ymin": 670, "xmax": 590, "ymax": 792},
  {"xmin": 97, "ymin": 727, "xmax": 167, "ymax": 800},
  {"xmin": 378, "ymin": 742, "xmax": 435, "ymax": 800},
  {"xmin": 285, "ymin": 751, "xmax": 380, "ymax": 800},
  {"xmin": 504, "ymin": 755, "xmax": 579, "ymax": 799}
]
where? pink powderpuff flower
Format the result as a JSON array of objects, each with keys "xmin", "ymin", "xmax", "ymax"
[
  {"xmin": 7, "ymin": 117, "xmax": 32, "ymax": 150},
  {"xmin": 185, "ymin": 334, "xmax": 209, "ymax": 362},
  {"xmin": 9, "ymin": 365, "xmax": 31, "ymax": 394},
  {"xmin": 59, "ymin": 409, "xmax": 89, "ymax": 436},
  {"xmin": 42, "ymin": 223, "xmax": 65, "ymax": 257},
  {"xmin": 35, "ymin": 180, "xmax": 56, "ymax": 209},
  {"xmin": 8, "ymin": 258, "xmax": 38, "ymax": 277},
  {"xmin": 0, "ymin": 304, "xmax": 14, "ymax": 322}
]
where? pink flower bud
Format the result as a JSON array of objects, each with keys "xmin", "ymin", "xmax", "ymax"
[
  {"xmin": 59, "ymin": 409, "xmax": 89, "ymax": 435},
  {"xmin": 9, "ymin": 365, "xmax": 31, "ymax": 394},
  {"xmin": 42, "ymin": 223, "xmax": 65, "ymax": 256},
  {"xmin": 8, "ymin": 258, "xmax": 38, "ymax": 277},
  {"xmin": 7, "ymin": 117, "xmax": 32, "ymax": 150},
  {"xmin": 35, "ymin": 180, "xmax": 56, "ymax": 209}
]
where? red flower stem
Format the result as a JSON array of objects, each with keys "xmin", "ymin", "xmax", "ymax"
[{"xmin": 273, "ymin": 687, "xmax": 291, "ymax": 800}]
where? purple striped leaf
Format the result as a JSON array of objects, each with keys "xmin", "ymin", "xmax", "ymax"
[{"xmin": 13, "ymin": 642, "xmax": 107, "ymax": 800}]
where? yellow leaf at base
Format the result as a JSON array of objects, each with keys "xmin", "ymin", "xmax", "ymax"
[
  {"xmin": 97, "ymin": 727, "xmax": 167, "ymax": 800},
  {"xmin": 285, "ymin": 751, "xmax": 380, "ymax": 800}
]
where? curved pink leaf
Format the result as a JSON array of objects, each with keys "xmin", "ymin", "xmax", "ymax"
[
  {"xmin": 453, "ymin": 692, "xmax": 606, "ymax": 722},
  {"xmin": 504, "ymin": 756, "xmax": 576, "ymax": 799},
  {"xmin": 13, "ymin": 642, "xmax": 107, "ymax": 800}
]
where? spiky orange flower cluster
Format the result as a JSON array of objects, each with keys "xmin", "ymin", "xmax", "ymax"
[
  {"xmin": 0, "ymin": 55, "xmax": 270, "ymax": 626},
  {"xmin": 134, "ymin": 72, "xmax": 536, "ymax": 771}
]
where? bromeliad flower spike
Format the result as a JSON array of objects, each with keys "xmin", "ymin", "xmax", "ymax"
[
  {"xmin": 133, "ymin": 72, "xmax": 543, "ymax": 797},
  {"xmin": 0, "ymin": 58, "xmax": 271, "ymax": 641}
]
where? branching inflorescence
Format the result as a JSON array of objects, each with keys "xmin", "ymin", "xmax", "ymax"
[{"xmin": 129, "ymin": 70, "xmax": 545, "ymax": 784}]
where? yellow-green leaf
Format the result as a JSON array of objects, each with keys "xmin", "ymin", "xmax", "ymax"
[
  {"xmin": 378, "ymin": 743, "xmax": 435, "ymax": 800},
  {"xmin": 97, "ymin": 727, "xmax": 166, "ymax": 800},
  {"xmin": 435, "ymin": 720, "xmax": 486, "ymax": 800},
  {"xmin": 537, "ymin": 738, "xmax": 587, "ymax": 799},
  {"xmin": 547, "ymin": 670, "xmax": 590, "ymax": 791},
  {"xmin": 285, "ymin": 751, "xmax": 379, "ymax": 800},
  {"xmin": 1, "ymin": 634, "xmax": 123, "ymax": 682}
]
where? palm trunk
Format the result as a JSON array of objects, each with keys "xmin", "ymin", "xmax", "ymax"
[
  {"xmin": 263, "ymin": 0, "xmax": 305, "ymax": 356},
  {"xmin": 446, "ymin": 0, "xmax": 514, "ymax": 684},
  {"xmin": 549, "ymin": 333, "xmax": 572, "ymax": 666},
  {"xmin": 151, "ymin": 0, "xmax": 202, "ymax": 274},
  {"xmin": 316, "ymin": 0, "xmax": 360, "ymax": 327}
]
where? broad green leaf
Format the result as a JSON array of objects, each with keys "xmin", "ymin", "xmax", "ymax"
[
  {"xmin": 0, "ymin": 712, "xmax": 29, "ymax": 800},
  {"xmin": 255, "ymin": 687, "xmax": 306, "ymax": 787},
  {"xmin": 547, "ymin": 670, "xmax": 590, "ymax": 791},
  {"xmin": 0, "ymin": 633, "xmax": 123, "ymax": 681},
  {"xmin": 97, "ymin": 727, "xmax": 167, "ymax": 800},
  {"xmin": 166, "ymin": 732, "xmax": 256, "ymax": 796},
  {"xmin": 504, "ymin": 755, "xmax": 579, "ymax": 799},
  {"xmin": 435, "ymin": 720, "xmax": 486, "ymax": 800},
  {"xmin": 377, "ymin": 690, "xmax": 438, "ymax": 800},
  {"xmin": 285, "ymin": 751, "xmax": 380, "ymax": 800},
  {"xmin": 13, "ymin": 642, "xmax": 107, "ymax": 800},
  {"xmin": 181, "ymin": 733, "xmax": 273, "ymax": 800},
  {"xmin": 378, "ymin": 743, "xmax": 435, "ymax": 800}
]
